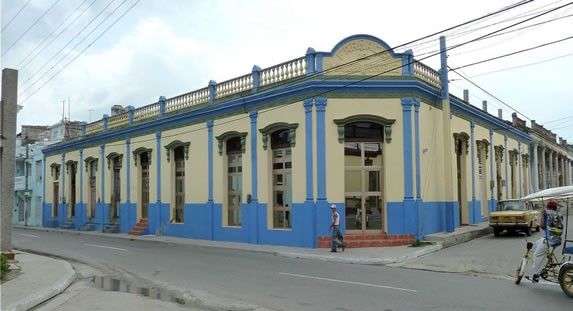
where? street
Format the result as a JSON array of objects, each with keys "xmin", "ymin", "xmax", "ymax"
[{"xmin": 12, "ymin": 225, "xmax": 572, "ymax": 311}]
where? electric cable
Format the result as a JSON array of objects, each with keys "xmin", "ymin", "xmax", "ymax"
[
  {"xmin": 19, "ymin": 0, "xmax": 132, "ymax": 97},
  {"xmin": 2, "ymin": 0, "xmax": 62, "ymax": 57},
  {"xmin": 18, "ymin": 0, "xmax": 118, "ymax": 90},
  {"xmin": 17, "ymin": 0, "xmax": 97, "ymax": 72},
  {"xmin": 1, "ymin": 0, "xmax": 32, "ymax": 33},
  {"xmin": 20, "ymin": 0, "xmax": 142, "ymax": 105},
  {"xmin": 449, "ymin": 34, "xmax": 573, "ymax": 71}
]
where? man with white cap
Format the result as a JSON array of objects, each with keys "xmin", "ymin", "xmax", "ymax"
[{"xmin": 329, "ymin": 204, "xmax": 345, "ymax": 252}]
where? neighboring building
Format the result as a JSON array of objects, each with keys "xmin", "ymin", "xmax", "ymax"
[
  {"xmin": 14, "ymin": 121, "xmax": 83, "ymax": 227},
  {"xmin": 41, "ymin": 35, "xmax": 571, "ymax": 248},
  {"xmin": 527, "ymin": 118, "xmax": 570, "ymax": 192}
]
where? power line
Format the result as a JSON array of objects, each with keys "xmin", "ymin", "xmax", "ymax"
[
  {"xmin": 18, "ymin": 0, "xmax": 124, "ymax": 94},
  {"xmin": 449, "ymin": 34, "xmax": 573, "ymax": 71},
  {"xmin": 468, "ymin": 52, "xmax": 573, "ymax": 78},
  {"xmin": 17, "ymin": 0, "xmax": 97, "ymax": 71},
  {"xmin": 1, "ymin": 0, "xmax": 32, "ymax": 33},
  {"xmin": 1, "ymin": 0, "xmax": 62, "ymax": 57},
  {"xmin": 20, "ymin": 0, "xmax": 141, "ymax": 104}
]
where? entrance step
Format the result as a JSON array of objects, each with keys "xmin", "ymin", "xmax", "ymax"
[
  {"xmin": 78, "ymin": 223, "xmax": 96, "ymax": 231},
  {"xmin": 59, "ymin": 219, "xmax": 75, "ymax": 230},
  {"xmin": 103, "ymin": 223, "xmax": 120, "ymax": 233},
  {"xmin": 128, "ymin": 218, "xmax": 149, "ymax": 236},
  {"xmin": 317, "ymin": 234, "xmax": 415, "ymax": 248}
]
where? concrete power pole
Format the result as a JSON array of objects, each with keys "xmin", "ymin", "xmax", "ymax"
[{"xmin": 1, "ymin": 68, "xmax": 18, "ymax": 255}]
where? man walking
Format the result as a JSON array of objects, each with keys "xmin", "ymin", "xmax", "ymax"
[{"xmin": 329, "ymin": 205, "xmax": 344, "ymax": 252}]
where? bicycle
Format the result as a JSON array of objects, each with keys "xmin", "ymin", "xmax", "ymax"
[{"xmin": 514, "ymin": 235, "xmax": 573, "ymax": 298}]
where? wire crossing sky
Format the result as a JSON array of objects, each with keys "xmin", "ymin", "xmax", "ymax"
[{"xmin": 1, "ymin": 0, "xmax": 572, "ymax": 141}]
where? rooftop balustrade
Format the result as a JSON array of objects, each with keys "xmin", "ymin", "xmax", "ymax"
[{"xmin": 84, "ymin": 51, "xmax": 441, "ymax": 136}]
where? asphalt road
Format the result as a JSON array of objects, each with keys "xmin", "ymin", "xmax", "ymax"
[{"xmin": 13, "ymin": 226, "xmax": 572, "ymax": 311}]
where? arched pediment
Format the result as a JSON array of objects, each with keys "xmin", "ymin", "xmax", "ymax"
[
  {"xmin": 106, "ymin": 152, "xmax": 123, "ymax": 169},
  {"xmin": 333, "ymin": 114, "xmax": 396, "ymax": 144},
  {"xmin": 132, "ymin": 147, "xmax": 152, "ymax": 166},
  {"xmin": 164, "ymin": 140, "xmax": 190, "ymax": 162},
  {"xmin": 259, "ymin": 123, "xmax": 298, "ymax": 150},
  {"xmin": 84, "ymin": 156, "xmax": 98, "ymax": 172},
  {"xmin": 215, "ymin": 131, "xmax": 247, "ymax": 156},
  {"xmin": 453, "ymin": 132, "xmax": 470, "ymax": 155}
]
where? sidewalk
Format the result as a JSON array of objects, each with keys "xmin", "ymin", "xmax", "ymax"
[{"xmin": 1, "ymin": 223, "xmax": 492, "ymax": 311}]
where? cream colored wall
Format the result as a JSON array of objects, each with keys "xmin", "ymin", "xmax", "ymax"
[
  {"xmin": 257, "ymin": 101, "xmax": 305, "ymax": 227},
  {"xmin": 325, "ymin": 98, "xmax": 404, "ymax": 203},
  {"xmin": 418, "ymin": 104, "xmax": 445, "ymax": 202}
]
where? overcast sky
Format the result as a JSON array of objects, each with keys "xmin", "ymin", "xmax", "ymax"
[{"xmin": 1, "ymin": 0, "xmax": 572, "ymax": 143}]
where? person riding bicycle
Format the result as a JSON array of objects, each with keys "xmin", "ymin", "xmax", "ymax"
[{"xmin": 529, "ymin": 199, "xmax": 564, "ymax": 283}]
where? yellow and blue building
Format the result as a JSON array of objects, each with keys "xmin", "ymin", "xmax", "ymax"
[{"xmin": 42, "ymin": 34, "xmax": 568, "ymax": 248}]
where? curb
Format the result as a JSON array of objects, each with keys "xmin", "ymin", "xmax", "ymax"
[{"xmin": 3, "ymin": 258, "xmax": 76, "ymax": 311}]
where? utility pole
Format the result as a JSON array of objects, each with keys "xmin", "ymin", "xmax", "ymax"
[{"xmin": 1, "ymin": 68, "xmax": 18, "ymax": 258}]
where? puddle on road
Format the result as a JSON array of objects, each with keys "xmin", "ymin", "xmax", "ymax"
[{"xmin": 92, "ymin": 276, "xmax": 186, "ymax": 306}]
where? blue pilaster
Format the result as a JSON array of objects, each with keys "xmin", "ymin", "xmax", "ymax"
[
  {"xmin": 489, "ymin": 129, "xmax": 494, "ymax": 212},
  {"xmin": 81, "ymin": 122, "xmax": 87, "ymax": 137},
  {"xmin": 95, "ymin": 144, "xmax": 105, "ymax": 230},
  {"xmin": 518, "ymin": 141, "xmax": 522, "ymax": 198},
  {"xmin": 42, "ymin": 154, "xmax": 47, "ymax": 226},
  {"xmin": 470, "ymin": 121, "xmax": 477, "ymax": 224},
  {"xmin": 207, "ymin": 120, "xmax": 214, "ymax": 240},
  {"xmin": 401, "ymin": 98, "xmax": 414, "ymax": 200},
  {"xmin": 414, "ymin": 99, "xmax": 423, "ymax": 239},
  {"xmin": 303, "ymin": 98, "xmax": 316, "ymax": 247},
  {"xmin": 303, "ymin": 99, "xmax": 314, "ymax": 202},
  {"xmin": 504, "ymin": 136, "xmax": 508, "ymax": 199},
  {"xmin": 401, "ymin": 97, "xmax": 416, "ymax": 235},
  {"xmin": 126, "ymin": 138, "xmax": 131, "ymax": 205},
  {"xmin": 315, "ymin": 97, "xmax": 327, "ymax": 201},
  {"xmin": 156, "ymin": 132, "xmax": 161, "ymax": 203},
  {"xmin": 59, "ymin": 153, "xmax": 66, "ymax": 225},
  {"xmin": 249, "ymin": 111, "xmax": 259, "ymax": 244},
  {"xmin": 77, "ymin": 149, "xmax": 85, "ymax": 228}
]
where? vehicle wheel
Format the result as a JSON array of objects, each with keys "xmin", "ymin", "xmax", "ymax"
[
  {"xmin": 558, "ymin": 262, "xmax": 573, "ymax": 298},
  {"xmin": 494, "ymin": 228, "xmax": 501, "ymax": 237},
  {"xmin": 515, "ymin": 257, "xmax": 527, "ymax": 285},
  {"xmin": 524, "ymin": 226, "xmax": 532, "ymax": 237}
]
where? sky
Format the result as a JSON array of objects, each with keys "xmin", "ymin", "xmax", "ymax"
[{"xmin": 1, "ymin": 0, "xmax": 572, "ymax": 143}]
